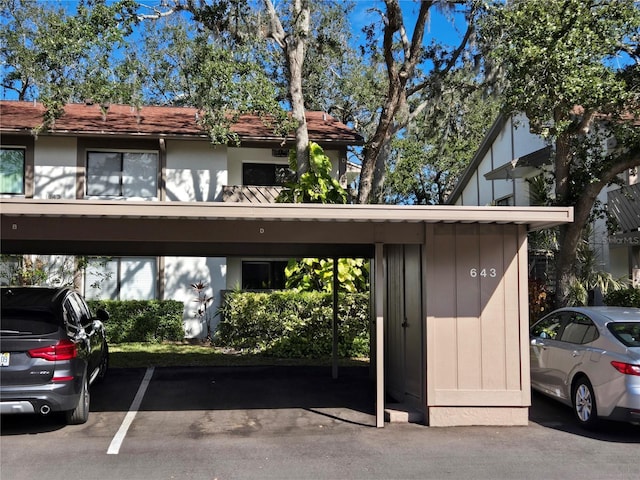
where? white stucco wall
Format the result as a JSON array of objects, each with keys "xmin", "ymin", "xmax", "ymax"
[
  {"xmin": 225, "ymin": 257, "xmax": 242, "ymax": 289},
  {"xmin": 163, "ymin": 256, "xmax": 226, "ymax": 338},
  {"xmin": 165, "ymin": 140, "xmax": 227, "ymax": 202},
  {"xmin": 33, "ymin": 137, "xmax": 77, "ymax": 199}
]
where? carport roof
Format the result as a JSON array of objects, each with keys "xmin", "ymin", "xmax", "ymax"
[{"xmin": 1, "ymin": 199, "xmax": 573, "ymax": 258}]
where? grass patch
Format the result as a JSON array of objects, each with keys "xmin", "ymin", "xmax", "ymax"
[{"xmin": 109, "ymin": 342, "xmax": 370, "ymax": 368}]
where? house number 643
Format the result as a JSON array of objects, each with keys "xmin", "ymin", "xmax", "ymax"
[{"xmin": 470, "ymin": 268, "xmax": 497, "ymax": 278}]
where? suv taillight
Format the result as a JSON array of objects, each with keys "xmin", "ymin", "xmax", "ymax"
[
  {"xmin": 28, "ymin": 339, "xmax": 77, "ymax": 361},
  {"xmin": 611, "ymin": 361, "xmax": 640, "ymax": 377}
]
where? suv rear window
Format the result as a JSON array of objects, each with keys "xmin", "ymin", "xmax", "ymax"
[
  {"xmin": 0, "ymin": 308, "xmax": 60, "ymax": 335},
  {"xmin": 607, "ymin": 322, "xmax": 640, "ymax": 347}
]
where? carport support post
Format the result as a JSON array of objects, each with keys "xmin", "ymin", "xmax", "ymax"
[
  {"xmin": 332, "ymin": 257, "xmax": 338, "ymax": 379},
  {"xmin": 375, "ymin": 243, "xmax": 384, "ymax": 428}
]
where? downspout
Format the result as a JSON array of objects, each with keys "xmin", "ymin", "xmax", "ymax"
[
  {"xmin": 332, "ymin": 257, "xmax": 339, "ymax": 380},
  {"xmin": 375, "ymin": 243, "xmax": 385, "ymax": 428}
]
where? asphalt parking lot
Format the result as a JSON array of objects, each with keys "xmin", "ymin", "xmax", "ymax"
[{"xmin": 1, "ymin": 365, "xmax": 639, "ymax": 480}]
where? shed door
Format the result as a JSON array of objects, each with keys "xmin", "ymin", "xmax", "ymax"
[
  {"xmin": 403, "ymin": 244, "xmax": 423, "ymax": 402},
  {"xmin": 386, "ymin": 245, "xmax": 423, "ymax": 406}
]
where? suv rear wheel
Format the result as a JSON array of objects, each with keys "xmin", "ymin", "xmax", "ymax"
[
  {"xmin": 97, "ymin": 343, "xmax": 109, "ymax": 382},
  {"xmin": 65, "ymin": 375, "xmax": 89, "ymax": 425}
]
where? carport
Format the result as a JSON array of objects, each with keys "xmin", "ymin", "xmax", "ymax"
[{"xmin": 0, "ymin": 199, "xmax": 573, "ymax": 427}]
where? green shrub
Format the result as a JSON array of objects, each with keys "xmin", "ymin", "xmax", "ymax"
[
  {"xmin": 604, "ymin": 287, "xmax": 640, "ymax": 308},
  {"xmin": 215, "ymin": 291, "xmax": 369, "ymax": 358},
  {"xmin": 87, "ymin": 299, "xmax": 185, "ymax": 343}
]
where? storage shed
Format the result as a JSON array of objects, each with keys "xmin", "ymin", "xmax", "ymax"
[{"xmin": 0, "ymin": 199, "xmax": 573, "ymax": 427}]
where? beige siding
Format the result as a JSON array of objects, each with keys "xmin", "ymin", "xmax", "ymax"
[{"xmin": 426, "ymin": 224, "xmax": 529, "ymax": 408}]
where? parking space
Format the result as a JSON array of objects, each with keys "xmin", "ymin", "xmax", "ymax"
[
  {"xmin": 1, "ymin": 366, "xmax": 639, "ymax": 480},
  {"xmin": 1, "ymin": 365, "xmax": 376, "ymax": 437}
]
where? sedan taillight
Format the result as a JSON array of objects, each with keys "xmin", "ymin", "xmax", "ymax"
[
  {"xmin": 611, "ymin": 361, "xmax": 640, "ymax": 377},
  {"xmin": 28, "ymin": 339, "xmax": 78, "ymax": 361}
]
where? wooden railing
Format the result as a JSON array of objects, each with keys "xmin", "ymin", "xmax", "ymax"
[
  {"xmin": 608, "ymin": 182, "xmax": 640, "ymax": 233},
  {"xmin": 221, "ymin": 185, "xmax": 283, "ymax": 203}
]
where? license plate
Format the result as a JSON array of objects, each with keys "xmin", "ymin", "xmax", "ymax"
[{"xmin": 1, "ymin": 353, "xmax": 9, "ymax": 367}]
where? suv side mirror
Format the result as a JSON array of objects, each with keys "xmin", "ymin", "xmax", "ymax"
[{"xmin": 96, "ymin": 308, "xmax": 109, "ymax": 322}]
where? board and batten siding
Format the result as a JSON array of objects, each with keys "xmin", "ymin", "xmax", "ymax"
[{"xmin": 425, "ymin": 223, "xmax": 530, "ymax": 426}]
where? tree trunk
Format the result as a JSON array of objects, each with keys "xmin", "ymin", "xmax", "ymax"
[
  {"xmin": 263, "ymin": 0, "xmax": 310, "ymax": 178},
  {"xmin": 553, "ymin": 127, "xmax": 640, "ymax": 306},
  {"xmin": 287, "ymin": 36, "xmax": 310, "ymax": 178},
  {"xmin": 356, "ymin": 0, "xmax": 434, "ymax": 204},
  {"xmin": 358, "ymin": 90, "xmax": 401, "ymax": 204},
  {"xmin": 285, "ymin": 0, "xmax": 310, "ymax": 178}
]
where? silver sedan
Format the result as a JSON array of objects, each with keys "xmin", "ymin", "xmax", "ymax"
[{"xmin": 530, "ymin": 306, "xmax": 640, "ymax": 427}]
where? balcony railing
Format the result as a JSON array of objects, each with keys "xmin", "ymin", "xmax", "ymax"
[
  {"xmin": 608, "ymin": 182, "xmax": 640, "ymax": 233},
  {"xmin": 221, "ymin": 185, "xmax": 283, "ymax": 203}
]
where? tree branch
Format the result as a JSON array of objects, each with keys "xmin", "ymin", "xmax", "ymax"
[{"xmin": 263, "ymin": 0, "xmax": 287, "ymax": 49}]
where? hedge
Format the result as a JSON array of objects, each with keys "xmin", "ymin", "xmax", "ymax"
[
  {"xmin": 87, "ymin": 299, "xmax": 185, "ymax": 343},
  {"xmin": 215, "ymin": 290, "xmax": 370, "ymax": 358},
  {"xmin": 604, "ymin": 287, "xmax": 640, "ymax": 308}
]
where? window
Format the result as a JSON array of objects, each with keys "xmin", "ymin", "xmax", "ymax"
[
  {"xmin": 560, "ymin": 314, "xmax": 598, "ymax": 344},
  {"xmin": 63, "ymin": 293, "xmax": 93, "ymax": 335},
  {"xmin": 242, "ymin": 261, "xmax": 288, "ymax": 289},
  {"xmin": 531, "ymin": 314, "xmax": 564, "ymax": 340},
  {"xmin": 607, "ymin": 322, "xmax": 640, "ymax": 347},
  {"xmin": 242, "ymin": 163, "xmax": 294, "ymax": 186},
  {"xmin": 0, "ymin": 148, "xmax": 25, "ymax": 194},
  {"xmin": 87, "ymin": 151, "xmax": 158, "ymax": 198},
  {"xmin": 84, "ymin": 257, "xmax": 157, "ymax": 300}
]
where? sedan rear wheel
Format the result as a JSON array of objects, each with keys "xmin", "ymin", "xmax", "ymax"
[{"xmin": 572, "ymin": 376, "xmax": 598, "ymax": 429}]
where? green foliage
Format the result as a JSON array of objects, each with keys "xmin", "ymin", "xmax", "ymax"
[
  {"xmin": 479, "ymin": 0, "xmax": 640, "ymax": 305},
  {"xmin": 87, "ymin": 299, "xmax": 185, "ymax": 343},
  {"xmin": 604, "ymin": 287, "xmax": 640, "ymax": 308},
  {"xmin": 284, "ymin": 258, "xmax": 369, "ymax": 294},
  {"xmin": 0, "ymin": 254, "xmax": 48, "ymax": 286},
  {"xmin": 277, "ymin": 142, "xmax": 347, "ymax": 204},
  {"xmin": 564, "ymin": 227, "xmax": 629, "ymax": 306},
  {"xmin": 277, "ymin": 141, "xmax": 362, "ymax": 294},
  {"xmin": 480, "ymin": 0, "xmax": 640, "ymax": 127},
  {"xmin": 215, "ymin": 290, "xmax": 369, "ymax": 358},
  {"xmin": 386, "ymin": 87, "xmax": 499, "ymax": 205},
  {"xmin": 0, "ymin": 0, "xmax": 141, "ymax": 125}
]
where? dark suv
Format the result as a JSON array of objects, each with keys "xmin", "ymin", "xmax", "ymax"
[{"xmin": 0, "ymin": 287, "xmax": 109, "ymax": 424}]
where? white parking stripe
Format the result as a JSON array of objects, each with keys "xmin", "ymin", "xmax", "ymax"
[{"xmin": 107, "ymin": 366, "xmax": 155, "ymax": 455}]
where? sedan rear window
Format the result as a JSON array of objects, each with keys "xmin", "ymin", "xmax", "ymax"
[
  {"xmin": 607, "ymin": 322, "xmax": 640, "ymax": 348},
  {"xmin": 0, "ymin": 308, "xmax": 60, "ymax": 335}
]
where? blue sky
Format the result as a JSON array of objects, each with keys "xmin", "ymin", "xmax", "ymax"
[
  {"xmin": 349, "ymin": 0, "xmax": 470, "ymax": 48},
  {"xmin": 28, "ymin": 1, "xmax": 470, "ymax": 52},
  {"xmin": 1, "ymin": 0, "xmax": 471, "ymax": 101},
  {"xmin": 50, "ymin": 0, "xmax": 469, "ymax": 49}
]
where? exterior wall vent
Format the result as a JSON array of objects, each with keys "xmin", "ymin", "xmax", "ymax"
[{"xmin": 272, "ymin": 148, "xmax": 289, "ymax": 158}]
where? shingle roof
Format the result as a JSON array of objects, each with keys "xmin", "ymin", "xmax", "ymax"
[{"xmin": 0, "ymin": 101, "xmax": 364, "ymax": 146}]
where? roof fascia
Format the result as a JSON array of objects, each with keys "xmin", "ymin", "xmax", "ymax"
[{"xmin": 0, "ymin": 198, "xmax": 573, "ymax": 232}]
